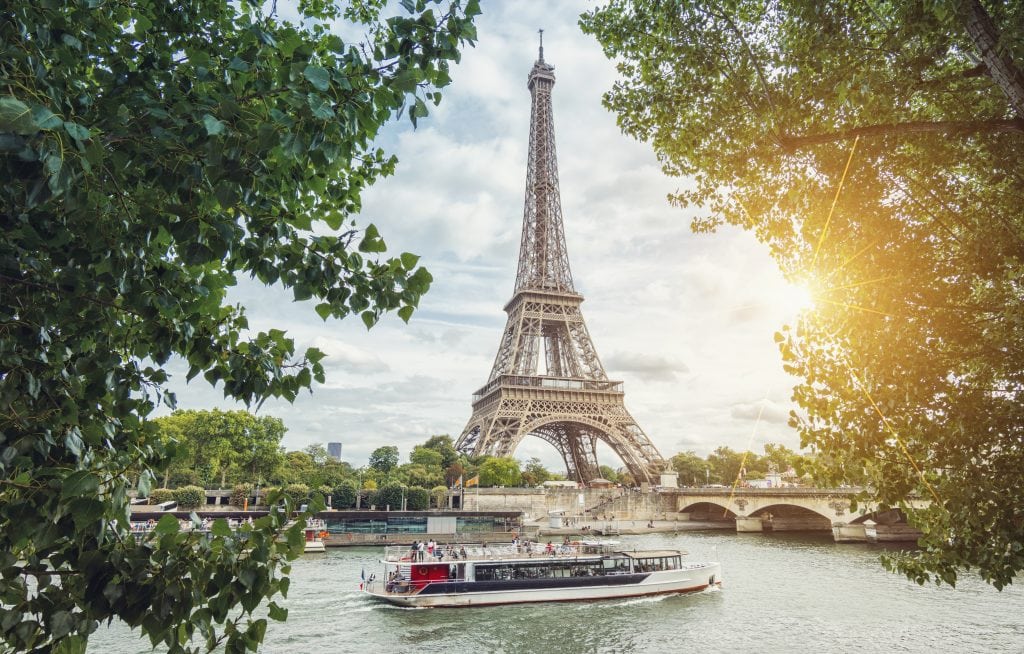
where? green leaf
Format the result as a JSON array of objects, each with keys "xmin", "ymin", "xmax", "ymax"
[
  {"xmin": 63, "ymin": 121, "xmax": 91, "ymax": 141},
  {"xmin": 303, "ymin": 65, "xmax": 331, "ymax": 92},
  {"xmin": 360, "ymin": 311, "xmax": 376, "ymax": 329},
  {"xmin": 202, "ymin": 114, "xmax": 225, "ymax": 136},
  {"xmin": 61, "ymin": 471, "xmax": 99, "ymax": 499},
  {"xmin": 398, "ymin": 305, "xmax": 414, "ymax": 323},
  {"xmin": 399, "ymin": 252, "xmax": 420, "ymax": 270},
  {"xmin": 314, "ymin": 303, "xmax": 332, "ymax": 321},
  {"xmin": 154, "ymin": 514, "xmax": 180, "ymax": 535},
  {"xmin": 31, "ymin": 106, "xmax": 62, "ymax": 130},
  {"xmin": 0, "ymin": 97, "xmax": 36, "ymax": 134},
  {"xmin": 211, "ymin": 518, "xmax": 232, "ymax": 537},
  {"xmin": 267, "ymin": 601, "xmax": 288, "ymax": 621}
]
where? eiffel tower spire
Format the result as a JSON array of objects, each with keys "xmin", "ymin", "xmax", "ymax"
[
  {"xmin": 455, "ymin": 39, "xmax": 666, "ymax": 485},
  {"xmin": 515, "ymin": 30, "xmax": 573, "ymax": 293}
]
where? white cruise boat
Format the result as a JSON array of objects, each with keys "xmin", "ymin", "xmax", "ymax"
[{"xmin": 362, "ymin": 541, "xmax": 721, "ymax": 608}]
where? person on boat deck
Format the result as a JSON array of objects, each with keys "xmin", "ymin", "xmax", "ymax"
[
  {"xmin": 427, "ymin": 539, "xmax": 435, "ymax": 556},
  {"xmin": 409, "ymin": 540, "xmax": 418, "ymax": 560},
  {"xmin": 545, "ymin": 541, "xmax": 554, "ymax": 555},
  {"xmin": 417, "ymin": 540, "xmax": 426, "ymax": 561},
  {"xmin": 459, "ymin": 545, "xmax": 468, "ymax": 559}
]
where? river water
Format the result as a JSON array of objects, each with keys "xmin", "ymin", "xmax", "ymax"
[{"xmin": 90, "ymin": 531, "xmax": 1023, "ymax": 654}]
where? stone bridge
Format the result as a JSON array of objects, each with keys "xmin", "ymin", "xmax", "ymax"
[{"xmin": 672, "ymin": 487, "xmax": 928, "ymax": 543}]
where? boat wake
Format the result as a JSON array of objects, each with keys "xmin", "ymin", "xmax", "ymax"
[{"xmin": 607, "ymin": 594, "xmax": 674, "ymax": 608}]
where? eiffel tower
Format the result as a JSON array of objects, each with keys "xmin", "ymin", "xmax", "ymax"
[{"xmin": 455, "ymin": 34, "xmax": 666, "ymax": 485}]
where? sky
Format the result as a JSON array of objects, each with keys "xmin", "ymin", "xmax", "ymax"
[{"xmin": 165, "ymin": 1, "xmax": 809, "ymax": 472}]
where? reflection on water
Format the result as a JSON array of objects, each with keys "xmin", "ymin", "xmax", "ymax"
[{"xmin": 89, "ymin": 532, "xmax": 1024, "ymax": 654}]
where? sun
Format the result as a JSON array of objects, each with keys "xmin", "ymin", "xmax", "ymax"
[{"xmin": 776, "ymin": 280, "xmax": 816, "ymax": 316}]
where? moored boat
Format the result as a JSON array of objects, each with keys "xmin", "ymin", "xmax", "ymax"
[
  {"xmin": 303, "ymin": 519, "xmax": 328, "ymax": 553},
  {"xmin": 362, "ymin": 540, "xmax": 721, "ymax": 607}
]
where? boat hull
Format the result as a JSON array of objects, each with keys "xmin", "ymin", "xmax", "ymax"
[{"xmin": 365, "ymin": 562, "xmax": 721, "ymax": 608}]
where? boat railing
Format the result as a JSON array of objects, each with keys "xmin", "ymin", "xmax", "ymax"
[{"xmin": 381, "ymin": 541, "xmax": 617, "ymax": 563}]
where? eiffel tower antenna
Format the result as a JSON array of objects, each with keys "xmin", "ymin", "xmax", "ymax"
[{"xmin": 455, "ymin": 40, "xmax": 666, "ymax": 486}]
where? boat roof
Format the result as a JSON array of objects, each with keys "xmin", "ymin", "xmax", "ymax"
[{"xmin": 619, "ymin": 550, "xmax": 688, "ymax": 558}]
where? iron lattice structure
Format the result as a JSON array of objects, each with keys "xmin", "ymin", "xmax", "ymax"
[{"xmin": 456, "ymin": 39, "xmax": 666, "ymax": 485}]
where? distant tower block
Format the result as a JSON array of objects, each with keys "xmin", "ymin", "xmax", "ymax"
[
  {"xmin": 327, "ymin": 442, "xmax": 343, "ymax": 461},
  {"xmin": 455, "ymin": 36, "xmax": 666, "ymax": 485}
]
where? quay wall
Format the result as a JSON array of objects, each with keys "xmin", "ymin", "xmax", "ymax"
[{"xmin": 461, "ymin": 488, "xmax": 679, "ymax": 522}]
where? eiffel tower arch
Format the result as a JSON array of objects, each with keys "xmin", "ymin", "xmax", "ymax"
[{"xmin": 455, "ymin": 35, "xmax": 666, "ymax": 485}]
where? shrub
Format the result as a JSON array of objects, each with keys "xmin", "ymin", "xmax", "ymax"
[
  {"xmin": 173, "ymin": 485, "xmax": 206, "ymax": 509},
  {"xmin": 230, "ymin": 483, "xmax": 253, "ymax": 508},
  {"xmin": 331, "ymin": 481, "xmax": 358, "ymax": 509},
  {"xmin": 431, "ymin": 485, "xmax": 449, "ymax": 509},
  {"xmin": 406, "ymin": 486, "xmax": 429, "ymax": 511},
  {"xmin": 147, "ymin": 488, "xmax": 174, "ymax": 505},
  {"xmin": 283, "ymin": 483, "xmax": 310, "ymax": 506},
  {"xmin": 375, "ymin": 483, "xmax": 404, "ymax": 511}
]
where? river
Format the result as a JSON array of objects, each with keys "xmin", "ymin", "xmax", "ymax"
[{"xmin": 90, "ymin": 531, "xmax": 1023, "ymax": 653}]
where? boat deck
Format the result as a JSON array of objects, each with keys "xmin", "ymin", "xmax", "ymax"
[{"xmin": 381, "ymin": 541, "xmax": 686, "ymax": 564}]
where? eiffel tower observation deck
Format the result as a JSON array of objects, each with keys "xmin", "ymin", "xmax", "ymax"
[{"xmin": 455, "ymin": 34, "xmax": 667, "ymax": 485}]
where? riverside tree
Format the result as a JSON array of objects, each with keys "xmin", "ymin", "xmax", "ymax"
[
  {"xmin": 582, "ymin": 0, "xmax": 1023, "ymax": 587},
  {"xmin": 0, "ymin": 0, "xmax": 479, "ymax": 651}
]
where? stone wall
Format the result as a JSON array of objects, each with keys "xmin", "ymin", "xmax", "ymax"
[{"xmin": 460, "ymin": 488, "xmax": 678, "ymax": 522}]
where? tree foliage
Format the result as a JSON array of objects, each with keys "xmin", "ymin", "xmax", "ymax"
[
  {"xmin": 478, "ymin": 457, "xmax": 522, "ymax": 487},
  {"xmin": 368, "ymin": 445, "xmax": 399, "ymax": 473},
  {"xmin": 152, "ymin": 409, "xmax": 286, "ymax": 487},
  {"xmin": 583, "ymin": 0, "xmax": 1024, "ymax": 587},
  {"xmin": 0, "ymin": 0, "xmax": 479, "ymax": 650}
]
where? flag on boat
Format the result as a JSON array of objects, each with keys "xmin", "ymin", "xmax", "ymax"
[
  {"xmin": 360, "ymin": 567, "xmax": 365, "ymax": 590},
  {"xmin": 466, "ymin": 475, "xmax": 479, "ymax": 487},
  {"xmin": 454, "ymin": 475, "xmax": 463, "ymax": 488}
]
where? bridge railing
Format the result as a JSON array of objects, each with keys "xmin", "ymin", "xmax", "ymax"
[{"xmin": 673, "ymin": 486, "xmax": 869, "ymax": 495}]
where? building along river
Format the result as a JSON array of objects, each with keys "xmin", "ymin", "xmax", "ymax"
[{"xmin": 90, "ymin": 531, "xmax": 1023, "ymax": 653}]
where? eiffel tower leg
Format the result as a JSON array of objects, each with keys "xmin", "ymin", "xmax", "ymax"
[{"xmin": 563, "ymin": 425, "xmax": 600, "ymax": 484}]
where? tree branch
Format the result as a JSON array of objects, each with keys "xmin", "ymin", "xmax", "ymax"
[
  {"xmin": 957, "ymin": 0, "xmax": 1024, "ymax": 119},
  {"xmin": 777, "ymin": 118, "xmax": 1024, "ymax": 150}
]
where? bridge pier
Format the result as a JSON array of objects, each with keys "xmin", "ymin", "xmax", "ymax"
[
  {"xmin": 865, "ymin": 522, "xmax": 922, "ymax": 543},
  {"xmin": 735, "ymin": 516, "xmax": 764, "ymax": 533},
  {"xmin": 832, "ymin": 522, "xmax": 867, "ymax": 542}
]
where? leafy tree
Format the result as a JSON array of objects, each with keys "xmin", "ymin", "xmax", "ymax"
[
  {"xmin": 705, "ymin": 446, "xmax": 756, "ymax": 486},
  {"xmin": 597, "ymin": 465, "xmax": 619, "ymax": 484},
  {"xmin": 478, "ymin": 457, "xmax": 522, "ymax": 487},
  {"xmin": 521, "ymin": 457, "xmax": 553, "ymax": 486},
  {"xmin": 272, "ymin": 451, "xmax": 317, "ymax": 486},
  {"xmin": 670, "ymin": 451, "xmax": 707, "ymax": 487},
  {"xmin": 409, "ymin": 445, "xmax": 443, "ymax": 468},
  {"xmin": 422, "ymin": 434, "xmax": 460, "ymax": 469},
  {"xmin": 583, "ymin": 0, "xmax": 1024, "ymax": 588},
  {"xmin": 153, "ymin": 409, "xmax": 286, "ymax": 487},
  {"xmin": 304, "ymin": 444, "xmax": 330, "ymax": 467},
  {"xmin": 0, "ymin": 0, "xmax": 479, "ymax": 650},
  {"xmin": 397, "ymin": 463, "xmax": 444, "ymax": 489},
  {"xmin": 445, "ymin": 462, "xmax": 465, "ymax": 487},
  {"xmin": 369, "ymin": 445, "xmax": 400, "ymax": 474}
]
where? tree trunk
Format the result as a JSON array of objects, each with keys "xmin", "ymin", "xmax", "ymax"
[{"xmin": 958, "ymin": 0, "xmax": 1024, "ymax": 119}]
